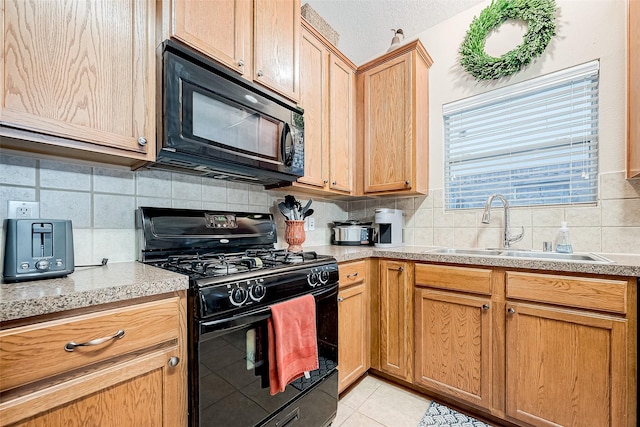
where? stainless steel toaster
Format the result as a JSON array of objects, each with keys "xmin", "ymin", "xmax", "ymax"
[{"xmin": 3, "ymin": 219, "xmax": 74, "ymax": 282}]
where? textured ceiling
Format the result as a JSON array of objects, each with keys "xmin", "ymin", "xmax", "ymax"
[{"xmin": 304, "ymin": 0, "xmax": 485, "ymax": 64}]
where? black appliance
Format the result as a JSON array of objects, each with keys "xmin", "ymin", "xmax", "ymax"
[
  {"xmin": 3, "ymin": 219, "xmax": 74, "ymax": 282},
  {"xmin": 144, "ymin": 40, "xmax": 304, "ymax": 187},
  {"xmin": 137, "ymin": 207, "xmax": 338, "ymax": 427}
]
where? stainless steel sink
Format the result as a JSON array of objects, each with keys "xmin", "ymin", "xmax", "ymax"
[
  {"xmin": 427, "ymin": 248, "xmax": 614, "ymax": 263},
  {"xmin": 428, "ymin": 248, "xmax": 504, "ymax": 256},
  {"xmin": 499, "ymin": 250, "xmax": 614, "ymax": 263}
]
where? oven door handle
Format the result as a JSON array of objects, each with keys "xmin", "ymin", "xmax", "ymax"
[{"xmin": 199, "ymin": 308, "xmax": 272, "ymax": 337}]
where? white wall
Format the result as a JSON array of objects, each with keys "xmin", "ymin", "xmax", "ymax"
[{"xmin": 420, "ymin": 0, "xmax": 627, "ymax": 187}]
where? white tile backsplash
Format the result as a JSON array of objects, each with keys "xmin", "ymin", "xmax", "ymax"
[
  {"xmin": 94, "ymin": 194, "xmax": 136, "ymax": 228},
  {"xmin": 40, "ymin": 159, "xmax": 92, "ymax": 190},
  {"xmin": 40, "ymin": 190, "xmax": 92, "ymax": 227},
  {"xmin": 0, "ymin": 154, "xmax": 37, "ymax": 186},
  {"xmin": 93, "ymin": 167, "xmax": 135, "ymax": 195},
  {"xmin": 2, "ymin": 151, "xmax": 639, "ymax": 259}
]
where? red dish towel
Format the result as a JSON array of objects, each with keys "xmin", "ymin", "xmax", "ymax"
[{"xmin": 268, "ymin": 294, "xmax": 319, "ymax": 395}]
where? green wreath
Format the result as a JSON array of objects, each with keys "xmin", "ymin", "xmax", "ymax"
[{"xmin": 459, "ymin": 0, "xmax": 557, "ymax": 80}]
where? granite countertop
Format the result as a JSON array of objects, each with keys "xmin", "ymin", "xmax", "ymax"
[
  {"xmin": 1, "ymin": 262, "xmax": 188, "ymax": 322},
  {"xmin": 306, "ymin": 245, "xmax": 640, "ymax": 277},
  {"xmin": 2, "ymin": 247, "xmax": 638, "ymax": 323}
]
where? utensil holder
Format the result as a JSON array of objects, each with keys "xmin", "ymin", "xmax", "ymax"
[{"xmin": 285, "ymin": 220, "xmax": 306, "ymax": 252}]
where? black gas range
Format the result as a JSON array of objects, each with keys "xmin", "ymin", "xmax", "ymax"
[{"xmin": 137, "ymin": 207, "xmax": 338, "ymax": 427}]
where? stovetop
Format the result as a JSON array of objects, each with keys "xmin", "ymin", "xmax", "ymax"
[{"xmin": 148, "ymin": 248, "xmax": 332, "ymax": 286}]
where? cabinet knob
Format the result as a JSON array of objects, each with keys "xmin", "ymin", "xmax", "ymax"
[
  {"xmin": 482, "ymin": 304, "xmax": 490, "ymax": 310},
  {"xmin": 397, "ymin": 266, "xmax": 404, "ymax": 272},
  {"xmin": 238, "ymin": 59, "xmax": 245, "ymax": 67},
  {"xmin": 257, "ymin": 70, "xmax": 264, "ymax": 77},
  {"xmin": 338, "ymin": 297, "xmax": 344, "ymax": 302},
  {"xmin": 507, "ymin": 307, "xmax": 516, "ymax": 314},
  {"xmin": 332, "ymin": 181, "xmax": 337, "ymax": 185},
  {"xmin": 405, "ymin": 180, "xmax": 410, "ymax": 186},
  {"xmin": 168, "ymin": 356, "xmax": 180, "ymax": 368},
  {"xmin": 323, "ymin": 179, "xmax": 329, "ymax": 184},
  {"xmin": 138, "ymin": 137, "xmax": 147, "ymax": 146}
]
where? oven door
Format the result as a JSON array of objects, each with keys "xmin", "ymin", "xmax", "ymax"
[{"xmin": 191, "ymin": 285, "xmax": 338, "ymax": 427}]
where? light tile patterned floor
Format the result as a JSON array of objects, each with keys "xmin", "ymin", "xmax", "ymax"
[{"xmin": 335, "ymin": 375, "xmax": 432, "ymax": 427}]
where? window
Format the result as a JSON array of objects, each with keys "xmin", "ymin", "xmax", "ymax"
[{"xmin": 443, "ymin": 61, "xmax": 599, "ymax": 210}]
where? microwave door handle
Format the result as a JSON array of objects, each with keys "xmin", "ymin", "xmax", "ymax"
[{"xmin": 281, "ymin": 123, "xmax": 294, "ymax": 166}]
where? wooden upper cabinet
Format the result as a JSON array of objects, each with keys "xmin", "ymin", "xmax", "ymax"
[
  {"xmin": 628, "ymin": 0, "xmax": 639, "ymax": 178},
  {"xmin": 356, "ymin": 40, "xmax": 432, "ymax": 196},
  {"xmin": 297, "ymin": 24, "xmax": 329, "ymax": 189},
  {"xmin": 328, "ymin": 53, "xmax": 355, "ymax": 193},
  {"xmin": 253, "ymin": 0, "xmax": 300, "ymax": 102},
  {"xmin": 0, "ymin": 0, "xmax": 156, "ymax": 165},
  {"xmin": 172, "ymin": 0, "xmax": 252, "ymax": 76},
  {"xmin": 167, "ymin": 0, "xmax": 300, "ymax": 102},
  {"xmin": 291, "ymin": 20, "xmax": 355, "ymax": 195}
]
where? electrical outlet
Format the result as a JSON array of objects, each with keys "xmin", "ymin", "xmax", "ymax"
[
  {"xmin": 308, "ymin": 217, "xmax": 315, "ymax": 231},
  {"xmin": 303, "ymin": 218, "xmax": 309, "ymax": 231},
  {"xmin": 8, "ymin": 201, "xmax": 40, "ymax": 219}
]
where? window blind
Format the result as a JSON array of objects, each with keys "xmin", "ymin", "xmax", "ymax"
[{"xmin": 443, "ymin": 61, "xmax": 599, "ymax": 210}]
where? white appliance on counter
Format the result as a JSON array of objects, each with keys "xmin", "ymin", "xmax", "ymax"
[{"xmin": 374, "ymin": 208, "xmax": 403, "ymax": 248}]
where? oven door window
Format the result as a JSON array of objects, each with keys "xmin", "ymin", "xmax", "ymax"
[{"xmin": 186, "ymin": 85, "xmax": 282, "ymax": 163}]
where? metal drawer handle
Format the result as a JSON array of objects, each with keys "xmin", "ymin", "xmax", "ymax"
[
  {"xmin": 397, "ymin": 266, "xmax": 404, "ymax": 272},
  {"xmin": 346, "ymin": 272, "xmax": 359, "ymax": 278},
  {"xmin": 64, "ymin": 329, "xmax": 125, "ymax": 352},
  {"xmin": 338, "ymin": 297, "xmax": 344, "ymax": 302},
  {"xmin": 507, "ymin": 307, "xmax": 516, "ymax": 314},
  {"xmin": 482, "ymin": 304, "xmax": 490, "ymax": 310}
]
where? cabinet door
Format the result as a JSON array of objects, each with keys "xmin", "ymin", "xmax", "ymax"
[
  {"xmin": 505, "ymin": 302, "xmax": 627, "ymax": 427},
  {"xmin": 328, "ymin": 54, "xmax": 355, "ymax": 193},
  {"xmin": 1, "ymin": 0, "xmax": 155, "ymax": 160},
  {"xmin": 297, "ymin": 27, "xmax": 328, "ymax": 188},
  {"xmin": 378, "ymin": 260, "xmax": 413, "ymax": 382},
  {"xmin": 1, "ymin": 346, "xmax": 186, "ymax": 427},
  {"xmin": 253, "ymin": 0, "xmax": 300, "ymax": 102},
  {"xmin": 172, "ymin": 0, "xmax": 252, "ymax": 76},
  {"xmin": 361, "ymin": 53, "xmax": 412, "ymax": 193},
  {"xmin": 414, "ymin": 288, "xmax": 492, "ymax": 409},
  {"xmin": 338, "ymin": 282, "xmax": 368, "ymax": 393}
]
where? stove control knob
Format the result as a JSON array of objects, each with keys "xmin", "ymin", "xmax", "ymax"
[
  {"xmin": 230, "ymin": 287, "xmax": 249, "ymax": 306},
  {"xmin": 307, "ymin": 272, "xmax": 320, "ymax": 287},
  {"xmin": 319, "ymin": 270, "xmax": 330, "ymax": 284},
  {"xmin": 250, "ymin": 283, "xmax": 266, "ymax": 301}
]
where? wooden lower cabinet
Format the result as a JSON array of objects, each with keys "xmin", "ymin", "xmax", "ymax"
[
  {"xmin": 376, "ymin": 260, "xmax": 413, "ymax": 382},
  {"xmin": 414, "ymin": 288, "xmax": 492, "ymax": 409},
  {"xmin": 413, "ymin": 264, "xmax": 637, "ymax": 427},
  {"xmin": 505, "ymin": 301, "xmax": 627, "ymax": 427},
  {"xmin": 0, "ymin": 292, "xmax": 188, "ymax": 427},
  {"xmin": 338, "ymin": 261, "xmax": 369, "ymax": 392}
]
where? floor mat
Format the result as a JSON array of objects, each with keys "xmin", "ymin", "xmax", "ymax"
[{"xmin": 417, "ymin": 401, "xmax": 492, "ymax": 427}]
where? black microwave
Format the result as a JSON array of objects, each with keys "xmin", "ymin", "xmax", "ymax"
[{"xmin": 151, "ymin": 40, "xmax": 304, "ymax": 186}]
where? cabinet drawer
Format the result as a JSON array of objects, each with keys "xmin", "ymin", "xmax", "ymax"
[
  {"xmin": 505, "ymin": 272, "xmax": 628, "ymax": 314},
  {"xmin": 415, "ymin": 264, "xmax": 492, "ymax": 295},
  {"xmin": 0, "ymin": 297, "xmax": 181, "ymax": 392},
  {"xmin": 339, "ymin": 261, "xmax": 367, "ymax": 287}
]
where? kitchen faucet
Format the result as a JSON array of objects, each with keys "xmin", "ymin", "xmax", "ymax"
[{"xmin": 481, "ymin": 194, "xmax": 524, "ymax": 249}]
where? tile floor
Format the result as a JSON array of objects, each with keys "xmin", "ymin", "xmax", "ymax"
[{"xmin": 334, "ymin": 375, "xmax": 432, "ymax": 426}]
